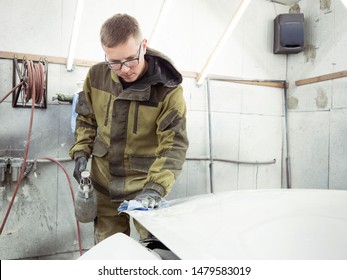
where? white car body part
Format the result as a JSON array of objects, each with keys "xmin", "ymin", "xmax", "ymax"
[{"xmin": 129, "ymin": 189, "xmax": 347, "ymax": 260}]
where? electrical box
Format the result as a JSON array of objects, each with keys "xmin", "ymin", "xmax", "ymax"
[{"xmin": 274, "ymin": 13, "xmax": 304, "ymax": 54}]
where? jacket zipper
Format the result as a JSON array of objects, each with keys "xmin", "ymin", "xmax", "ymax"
[
  {"xmin": 133, "ymin": 101, "xmax": 139, "ymax": 134},
  {"xmin": 104, "ymin": 94, "xmax": 112, "ymax": 126}
]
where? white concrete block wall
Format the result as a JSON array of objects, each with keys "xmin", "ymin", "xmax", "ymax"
[
  {"xmin": 288, "ymin": 112, "xmax": 330, "ymax": 189},
  {"xmin": 173, "ymin": 76, "xmax": 285, "ymax": 195},
  {"xmin": 210, "ymin": 83, "xmax": 284, "ymax": 191},
  {"xmin": 286, "ymin": 0, "xmax": 347, "ymax": 189},
  {"xmin": 329, "ymin": 109, "xmax": 347, "ymax": 189}
]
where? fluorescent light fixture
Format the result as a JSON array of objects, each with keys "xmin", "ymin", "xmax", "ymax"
[
  {"xmin": 270, "ymin": 0, "xmax": 299, "ymax": 5},
  {"xmin": 66, "ymin": 0, "xmax": 85, "ymax": 71},
  {"xmin": 196, "ymin": 0, "xmax": 252, "ymax": 85},
  {"xmin": 149, "ymin": 0, "xmax": 172, "ymax": 47},
  {"xmin": 342, "ymin": 0, "xmax": 347, "ymax": 8}
]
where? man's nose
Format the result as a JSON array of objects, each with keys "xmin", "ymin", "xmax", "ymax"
[{"xmin": 120, "ymin": 64, "xmax": 130, "ymax": 73}]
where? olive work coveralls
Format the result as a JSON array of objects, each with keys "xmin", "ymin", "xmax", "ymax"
[{"xmin": 69, "ymin": 48, "xmax": 189, "ymax": 243}]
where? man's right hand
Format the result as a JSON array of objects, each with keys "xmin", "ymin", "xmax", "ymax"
[{"xmin": 73, "ymin": 156, "xmax": 88, "ymax": 183}]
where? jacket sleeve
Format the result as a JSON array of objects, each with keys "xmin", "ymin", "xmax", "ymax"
[
  {"xmin": 69, "ymin": 75, "xmax": 98, "ymax": 160},
  {"xmin": 143, "ymin": 85, "xmax": 189, "ymax": 197}
]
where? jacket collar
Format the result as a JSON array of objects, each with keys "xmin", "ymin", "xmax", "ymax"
[{"xmin": 113, "ymin": 47, "xmax": 182, "ymax": 101}]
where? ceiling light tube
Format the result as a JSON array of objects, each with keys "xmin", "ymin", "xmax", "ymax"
[
  {"xmin": 196, "ymin": 0, "xmax": 252, "ymax": 85},
  {"xmin": 66, "ymin": 0, "xmax": 85, "ymax": 71},
  {"xmin": 148, "ymin": 0, "xmax": 172, "ymax": 47}
]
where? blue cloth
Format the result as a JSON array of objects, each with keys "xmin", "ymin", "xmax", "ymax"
[
  {"xmin": 118, "ymin": 200, "xmax": 168, "ymax": 211},
  {"xmin": 71, "ymin": 93, "xmax": 79, "ymax": 133}
]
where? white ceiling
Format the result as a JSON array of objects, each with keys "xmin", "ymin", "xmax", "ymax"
[
  {"xmin": 0, "ymin": 0, "xmax": 293, "ymax": 80},
  {"xmin": 71, "ymin": 0, "xmax": 290, "ymax": 79},
  {"xmin": 75, "ymin": 0, "xmax": 245, "ymax": 62}
]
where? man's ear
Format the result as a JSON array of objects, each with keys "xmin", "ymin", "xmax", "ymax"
[{"xmin": 142, "ymin": 38, "xmax": 148, "ymax": 54}]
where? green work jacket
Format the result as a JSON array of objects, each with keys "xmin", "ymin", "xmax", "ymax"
[{"xmin": 69, "ymin": 48, "xmax": 189, "ymax": 201}]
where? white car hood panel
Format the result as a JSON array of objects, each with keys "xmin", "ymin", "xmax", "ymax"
[{"xmin": 128, "ymin": 189, "xmax": 347, "ymax": 260}]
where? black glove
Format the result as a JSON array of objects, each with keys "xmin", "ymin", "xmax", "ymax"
[
  {"xmin": 135, "ymin": 189, "xmax": 162, "ymax": 209},
  {"xmin": 73, "ymin": 156, "xmax": 88, "ymax": 183}
]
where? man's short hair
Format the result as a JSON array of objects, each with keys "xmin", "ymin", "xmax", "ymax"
[{"xmin": 100, "ymin": 13, "xmax": 142, "ymax": 48}]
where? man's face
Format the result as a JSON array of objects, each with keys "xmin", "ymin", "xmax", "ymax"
[{"xmin": 103, "ymin": 37, "xmax": 147, "ymax": 83}]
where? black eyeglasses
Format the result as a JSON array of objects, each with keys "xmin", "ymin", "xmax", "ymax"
[{"xmin": 105, "ymin": 43, "xmax": 142, "ymax": 70}]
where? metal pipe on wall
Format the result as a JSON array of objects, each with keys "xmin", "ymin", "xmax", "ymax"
[
  {"xmin": 283, "ymin": 81, "xmax": 291, "ymax": 189},
  {"xmin": 204, "ymin": 77, "xmax": 290, "ymax": 191},
  {"xmin": 187, "ymin": 157, "xmax": 276, "ymax": 165},
  {"xmin": 206, "ymin": 78, "xmax": 214, "ymax": 193}
]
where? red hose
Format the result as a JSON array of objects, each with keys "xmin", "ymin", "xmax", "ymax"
[
  {"xmin": 39, "ymin": 157, "xmax": 83, "ymax": 256},
  {"xmin": 0, "ymin": 69, "xmax": 36, "ymax": 235},
  {"xmin": 0, "ymin": 59, "xmax": 45, "ymax": 105},
  {"xmin": 0, "ymin": 59, "xmax": 83, "ymax": 257},
  {"xmin": 25, "ymin": 60, "xmax": 45, "ymax": 104},
  {"xmin": 0, "ymin": 81, "xmax": 24, "ymax": 104}
]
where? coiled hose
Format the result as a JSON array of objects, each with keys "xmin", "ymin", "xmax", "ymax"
[{"xmin": 0, "ymin": 59, "xmax": 45, "ymax": 104}]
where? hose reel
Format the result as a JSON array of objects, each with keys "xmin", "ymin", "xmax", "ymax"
[{"xmin": 12, "ymin": 56, "xmax": 48, "ymax": 108}]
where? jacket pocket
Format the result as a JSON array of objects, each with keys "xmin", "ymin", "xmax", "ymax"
[
  {"xmin": 92, "ymin": 136, "xmax": 109, "ymax": 158},
  {"xmin": 75, "ymin": 91, "xmax": 93, "ymax": 116},
  {"xmin": 129, "ymin": 155, "xmax": 156, "ymax": 173}
]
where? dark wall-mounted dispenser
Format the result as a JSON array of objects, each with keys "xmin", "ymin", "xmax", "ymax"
[{"xmin": 274, "ymin": 13, "xmax": 304, "ymax": 54}]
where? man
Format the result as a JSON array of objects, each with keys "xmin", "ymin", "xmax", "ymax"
[{"xmin": 69, "ymin": 13, "xmax": 189, "ymax": 243}]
